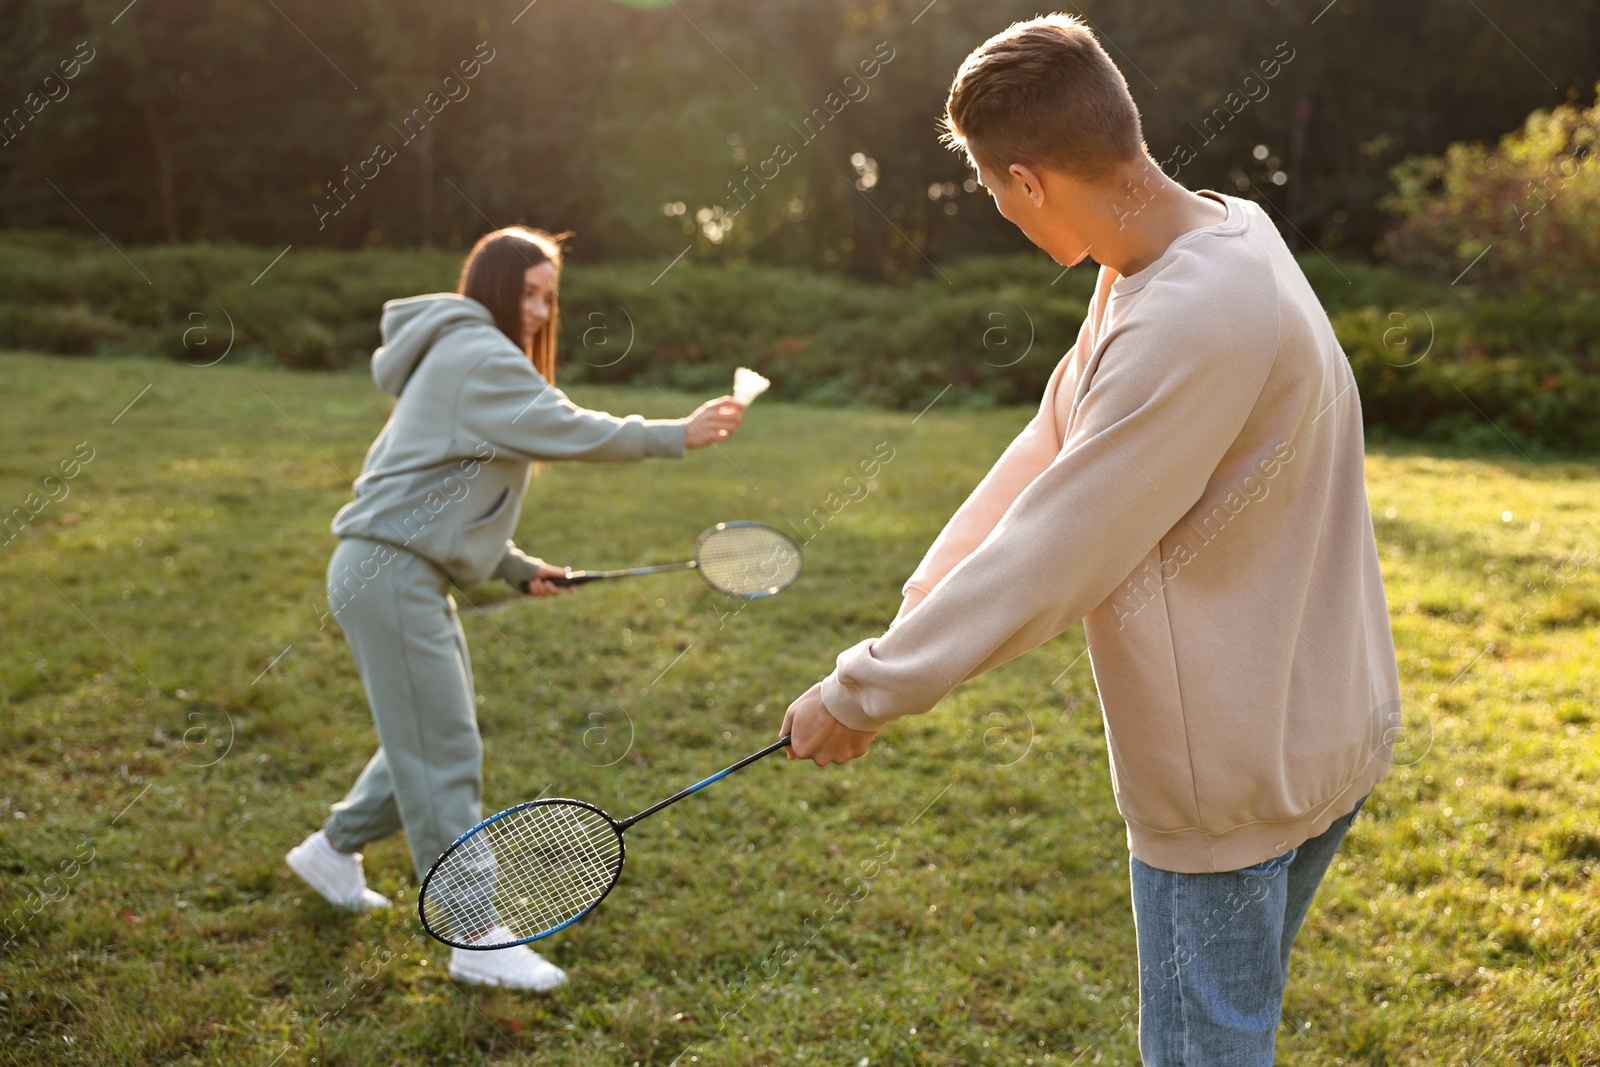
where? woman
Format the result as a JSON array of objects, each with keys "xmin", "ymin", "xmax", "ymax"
[{"xmin": 286, "ymin": 226, "xmax": 744, "ymax": 990}]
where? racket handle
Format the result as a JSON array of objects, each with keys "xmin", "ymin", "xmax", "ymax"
[
  {"xmin": 542, "ymin": 572, "xmax": 603, "ymax": 588},
  {"xmin": 543, "ymin": 563, "xmax": 697, "ymax": 589}
]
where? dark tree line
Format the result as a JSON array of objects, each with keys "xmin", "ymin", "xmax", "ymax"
[{"xmin": 3, "ymin": 0, "xmax": 1599, "ymax": 277}]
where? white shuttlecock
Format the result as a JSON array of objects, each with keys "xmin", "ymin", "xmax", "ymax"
[{"xmin": 733, "ymin": 367, "xmax": 770, "ymax": 406}]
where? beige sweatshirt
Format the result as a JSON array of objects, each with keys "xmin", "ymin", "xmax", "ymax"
[{"xmin": 820, "ymin": 192, "xmax": 1399, "ymax": 874}]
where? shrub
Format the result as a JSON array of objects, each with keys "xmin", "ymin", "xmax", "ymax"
[
  {"xmin": 1347, "ymin": 335, "xmax": 1600, "ymax": 450},
  {"xmin": 554, "ymin": 257, "xmax": 1096, "ymax": 410},
  {"xmin": 0, "ymin": 232, "xmax": 1594, "ymax": 452},
  {"xmin": 0, "ymin": 303, "xmax": 126, "ymax": 354},
  {"xmin": 1382, "ymin": 84, "xmax": 1600, "ymax": 296}
]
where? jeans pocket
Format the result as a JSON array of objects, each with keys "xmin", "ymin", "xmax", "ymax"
[{"xmin": 1238, "ymin": 846, "xmax": 1297, "ymax": 880}]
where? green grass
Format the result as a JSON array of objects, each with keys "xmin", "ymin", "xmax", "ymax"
[{"xmin": 0, "ymin": 351, "xmax": 1596, "ymax": 1065}]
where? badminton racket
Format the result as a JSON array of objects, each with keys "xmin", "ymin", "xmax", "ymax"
[
  {"xmin": 543, "ymin": 521, "xmax": 801, "ymax": 599},
  {"xmin": 418, "ymin": 735, "xmax": 793, "ymax": 949}
]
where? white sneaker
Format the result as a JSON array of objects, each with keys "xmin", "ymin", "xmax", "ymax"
[
  {"xmin": 448, "ymin": 926, "xmax": 568, "ymax": 991},
  {"xmin": 285, "ymin": 830, "xmax": 391, "ymax": 912}
]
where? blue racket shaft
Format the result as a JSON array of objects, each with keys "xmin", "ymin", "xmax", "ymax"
[{"xmin": 418, "ymin": 735, "xmax": 793, "ymax": 949}]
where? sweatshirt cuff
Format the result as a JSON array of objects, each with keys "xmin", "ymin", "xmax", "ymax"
[
  {"xmin": 491, "ymin": 542, "xmax": 547, "ymax": 589},
  {"xmin": 643, "ymin": 419, "xmax": 687, "ymax": 458},
  {"xmin": 893, "ymin": 580, "xmax": 934, "ymax": 625},
  {"xmin": 821, "ymin": 670, "xmax": 883, "ymax": 732}
]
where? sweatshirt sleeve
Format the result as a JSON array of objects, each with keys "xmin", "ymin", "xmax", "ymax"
[
  {"xmin": 821, "ymin": 295, "xmax": 1279, "ymax": 732},
  {"xmin": 460, "ymin": 347, "xmax": 686, "ymax": 463},
  {"xmin": 491, "ymin": 542, "xmax": 549, "ymax": 591},
  {"xmin": 893, "ymin": 349, "xmax": 1078, "ymax": 623}
]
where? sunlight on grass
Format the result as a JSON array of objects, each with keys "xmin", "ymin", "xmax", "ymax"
[{"xmin": 1, "ymin": 353, "xmax": 1595, "ymax": 1065}]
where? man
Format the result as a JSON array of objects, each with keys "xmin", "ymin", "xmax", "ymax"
[{"xmin": 780, "ymin": 14, "xmax": 1400, "ymax": 1064}]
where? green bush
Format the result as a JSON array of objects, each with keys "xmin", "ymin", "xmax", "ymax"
[
  {"xmin": 1382, "ymin": 84, "xmax": 1600, "ymax": 296},
  {"xmin": 0, "ymin": 303, "xmax": 126, "ymax": 354},
  {"xmin": 1298, "ymin": 255, "xmax": 1459, "ymax": 314},
  {"xmin": 0, "ymin": 236, "xmax": 462, "ymax": 365},
  {"xmin": 1347, "ymin": 324, "xmax": 1600, "ymax": 449},
  {"xmin": 555, "ymin": 257, "xmax": 1096, "ymax": 409},
  {"xmin": 0, "ymin": 232, "xmax": 1594, "ymax": 452}
]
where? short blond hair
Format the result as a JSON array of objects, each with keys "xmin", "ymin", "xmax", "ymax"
[{"xmin": 942, "ymin": 14, "xmax": 1144, "ymax": 183}]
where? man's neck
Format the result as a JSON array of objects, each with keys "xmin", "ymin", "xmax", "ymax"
[{"xmin": 1086, "ymin": 163, "xmax": 1227, "ymax": 278}]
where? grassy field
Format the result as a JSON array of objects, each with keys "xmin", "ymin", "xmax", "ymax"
[{"xmin": 0, "ymin": 352, "xmax": 1597, "ymax": 1066}]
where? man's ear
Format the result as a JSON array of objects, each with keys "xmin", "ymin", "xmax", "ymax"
[{"xmin": 1010, "ymin": 163, "xmax": 1046, "ymax": 206}]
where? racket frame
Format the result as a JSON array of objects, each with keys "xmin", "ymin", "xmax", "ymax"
[
  {"xmin": 418, "ymin": 735, "xmax": 793, "ymax": 949},
  {"xmin": 543, "ymin": 521, "xmax": 801, "ymax": 598},
  {"xmin": 692, "ymin": 520, "xmax": 802, "ymax": 600},
  {"xmin": 417, "ymin": 796, "xmax": 627, "ymax": 951}
]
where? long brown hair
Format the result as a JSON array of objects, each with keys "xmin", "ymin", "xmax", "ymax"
[{"xmin": 457, "ymin": 226, "xmax": 565, "ymax": 383}]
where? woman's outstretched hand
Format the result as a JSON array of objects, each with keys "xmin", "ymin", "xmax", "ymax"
[
  {"xmin": 684, "ymin": 396, "xmax": 746, "ymax": 449},
  {"xmin": 522, "ymin": 562, "xmax": 576, "ymax": 597}
]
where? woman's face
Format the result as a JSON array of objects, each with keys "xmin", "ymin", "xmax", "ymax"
[{"xmin": 521, "ymin": 261, "xmax": 558, "ymax": 349}]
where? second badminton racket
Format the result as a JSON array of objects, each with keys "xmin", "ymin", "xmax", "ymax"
[{"xmin": 543, "ymin": 521, "xmax": 801, "ymax": 599}]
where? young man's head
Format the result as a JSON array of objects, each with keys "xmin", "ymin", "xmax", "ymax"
[
  {"xmin": 944, "ymin": 14, "xmax": 1144, "ymax": 181},
  {"xmin": 943, "ymin": 14, "xmax": 1156, "ymax": 265}
]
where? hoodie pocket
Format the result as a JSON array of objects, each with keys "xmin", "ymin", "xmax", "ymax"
[
  {"xmin": 464, "ymin": 487, "xmax": 510, "ymax": 529},
  {"xmin": 445, "ymin": 484, "xmax": 519, "ymax": 586}
]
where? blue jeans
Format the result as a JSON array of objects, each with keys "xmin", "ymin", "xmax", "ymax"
[{"xmin": 1129, "ymin": 796, "xmax": 1367, "ymax": 1066}]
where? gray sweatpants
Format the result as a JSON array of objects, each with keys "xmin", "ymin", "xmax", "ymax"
[{"xmin": 323, "ymin": 537, "xmax": 483, "ymax": 883}]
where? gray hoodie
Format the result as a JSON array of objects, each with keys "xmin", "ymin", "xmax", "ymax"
[{"xmin": 331, "ymin": 293, "xmax": 685, "ymax": 588}]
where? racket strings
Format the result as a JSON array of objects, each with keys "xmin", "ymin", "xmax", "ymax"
[
  {"xmin": 422, "ymin": 803, "xmax": 623, "ymax": 945},
  {"xmin": 696, "ymin": 526, "xmax": 802, "ymax": 597}
]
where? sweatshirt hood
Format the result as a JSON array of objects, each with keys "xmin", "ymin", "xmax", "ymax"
[{"xmin": 372, "ymin": 294, "xmax": 498, "ymax": 396}]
